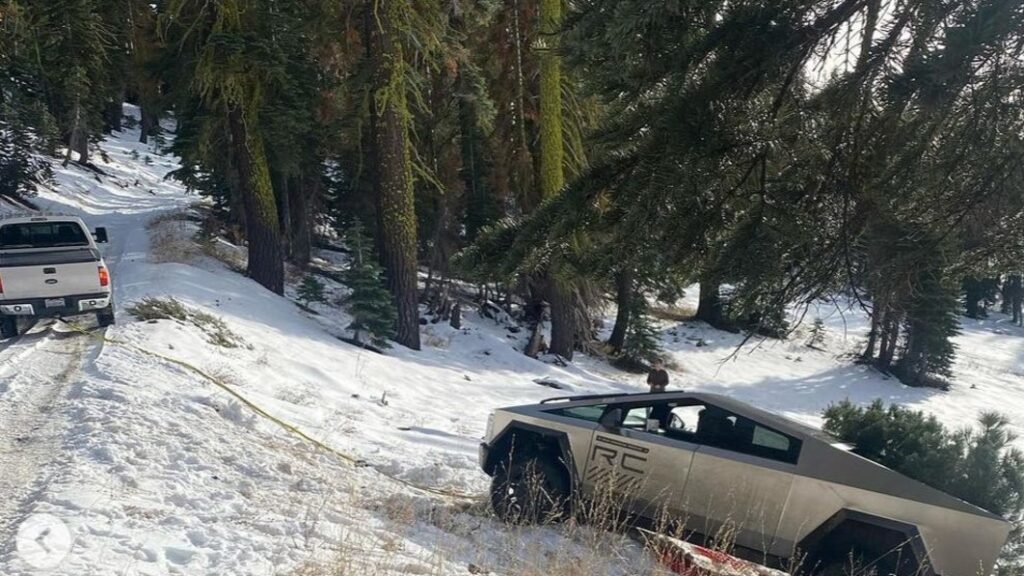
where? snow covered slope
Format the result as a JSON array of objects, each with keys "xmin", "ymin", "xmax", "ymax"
[{"xmin": 1, "ymin": 107, "xmax": 1022, "ymax": 575}]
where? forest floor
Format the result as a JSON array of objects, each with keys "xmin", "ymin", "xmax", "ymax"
[{"xmin": 1, "ymin": 107, "xmax": 1023, "ymax": 575}]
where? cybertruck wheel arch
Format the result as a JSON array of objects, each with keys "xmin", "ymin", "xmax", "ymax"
[
  {"xmin": 798, "ymin": 509, "xmax": 934, "ymax": 576},
  {"xmin": 484, "ymin": 422, "xmax": 577, "ymax": 485}
]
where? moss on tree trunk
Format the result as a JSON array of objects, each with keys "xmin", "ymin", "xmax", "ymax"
[
  {"xmin": 228, "ymin": 106, "xmax": 285, "ymax": 295},
  {"xmin": 369, "ymin": 0, "xmax": 421, "ymax": 351},
  {"xmin": 538, "ymin": 0, "xmax": 574, "ymax": 360}
]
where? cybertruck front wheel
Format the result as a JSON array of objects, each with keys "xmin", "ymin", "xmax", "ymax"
[{"xmin": 491, "ymin": 454, "xmax": 570, "ymax": 525}]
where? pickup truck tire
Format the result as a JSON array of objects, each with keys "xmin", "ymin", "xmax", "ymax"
[
  {"xmin": 96, "ymin": 304, "xmax": 115, "ymax": 328},
  {"xmin": 490, "ymin": 454, "xmax": 570, "ymax": 525},
  {"xmin": 1, "ymin": 317, "xmax": 17, "ymax": 339}
]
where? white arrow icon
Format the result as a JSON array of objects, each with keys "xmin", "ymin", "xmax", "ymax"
[{"xmin": 16, "ymin": 513, "xmax": 72, "ymax": 570}]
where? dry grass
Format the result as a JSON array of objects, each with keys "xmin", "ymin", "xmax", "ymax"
[
  {"xmin": 126, "ymin": 296, "xmax": 250, "ymax": 349},
  {"xmin": 284, "ymin": 465, "xmax": 928, "ymax": 576},
  {"xmin": 147, "ymin": 209, "xmax": 246, "ymax": 271},
  {"xmin": 148, "ymin": 211, "xmax": 204, "ymax": 264},
  {"xmin": 650, "ymin": 304, "xmax": 698, "ymax": 322}
]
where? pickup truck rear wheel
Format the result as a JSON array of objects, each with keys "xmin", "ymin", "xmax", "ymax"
[
  {"xmin": 1, "ymin": 316, "xmax": 17, "ymax": 339},
  {"xmin": 490, "ymin": 454, "xmax": 569, "ymax": 525},
  {"xmin": 96, "ymin": 304, "xmax": 115, "ymax": 328}
]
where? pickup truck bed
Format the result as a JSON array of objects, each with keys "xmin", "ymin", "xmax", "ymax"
[{"xmin": 0, "ymin": 215, "xmax": 114, "ymax": 337}]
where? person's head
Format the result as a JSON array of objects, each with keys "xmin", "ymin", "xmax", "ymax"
[{"xmin": 653, "ymin": 358, "xmax": 664, "ymax": 370}]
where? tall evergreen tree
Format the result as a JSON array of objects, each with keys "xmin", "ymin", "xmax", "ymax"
[
  {"xmin": 28, "ymin": 0, "xmax": 114, "ymax": 165},
  {"xmin": 366, "ymin": 0, "xmax": 421, "ymax": 351},
  {"xmin": 160, "ymin": 0, "xmax": 286, "ymax": 294}
]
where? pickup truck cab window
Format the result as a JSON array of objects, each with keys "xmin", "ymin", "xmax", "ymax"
[{"xmin": 0, "ymin": 221, "xmax": 90, "ymax": 248}]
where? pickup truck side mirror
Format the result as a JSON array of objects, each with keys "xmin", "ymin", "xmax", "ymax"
[
  {"xmin": 94, "ymin": 227, "xmax": 109, "ymax": 244},
  {"xmin": 599, "ymin": 408, "xmax": 623, "ymax": 429}
]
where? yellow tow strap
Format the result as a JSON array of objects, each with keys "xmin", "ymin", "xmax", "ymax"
[{"xmin": 57, "ymin": 319, "xmax": 479, "ymax": 501}]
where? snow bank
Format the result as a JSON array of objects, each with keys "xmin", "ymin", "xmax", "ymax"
[{"xmin": 3, "ymin": 105, "xmax": 1024, "ymax": 575}]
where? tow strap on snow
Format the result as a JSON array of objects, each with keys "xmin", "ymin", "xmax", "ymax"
[{"xmin": 56, "ymin": 319, "xmax": 479, "ymax": 502}]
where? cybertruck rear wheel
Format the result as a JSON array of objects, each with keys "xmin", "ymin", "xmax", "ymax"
[{"xmin": 491, "ymin": 454, "xmax": 570, "ymax": 524}]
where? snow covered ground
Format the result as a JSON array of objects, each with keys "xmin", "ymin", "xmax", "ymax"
[{"xmin": 1, "ymin": 107, "xmax": 1023, "ymax": 575}]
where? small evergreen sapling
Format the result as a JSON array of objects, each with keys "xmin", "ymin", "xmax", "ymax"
[
  {"xmin": 296, "ymin": 274, "xmax": 327, "ymax": 307},
  {"xmin": 614, "ymin": 295, "xmax": 663, "ymax": 372},
  {"xmin": 806, "ymin": 317, "xmax": 826, "ymax": 349},
  {"xmin": 342, "ymin": 222, "xmax": 396, "ymax": 348}
]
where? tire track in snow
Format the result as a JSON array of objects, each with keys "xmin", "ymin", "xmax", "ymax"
[{"xmin": 0, "ymin": 330, "xmax": 93, "ymax": 541}]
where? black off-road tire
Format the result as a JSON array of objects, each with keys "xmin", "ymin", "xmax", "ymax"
[
  {"xmin": 490, "ymin": 454, "xmax": 570, "ymax": 525},
  {"xmin": 0, "ymin": 316, "xmax": 17, "ymax": 339},
  {"xmin": 811, "ymin": 547, "xmax": 886, "ymax": 576},
  {"xmin": 96, "ymin": 304, "xmax": 115, "ymax": 328},
  {"xmin": 816, "ymin": 557, "xmax": 869, "ymax": 576}
]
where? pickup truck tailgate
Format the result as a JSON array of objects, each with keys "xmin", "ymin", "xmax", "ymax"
[{"xmin": 1, "ymin": 261, "xmax": 104, "ymax": 299}]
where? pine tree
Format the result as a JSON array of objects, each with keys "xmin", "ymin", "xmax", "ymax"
[
  {"xmin": 159, "ymin": 0, "xmax": 286, "ymax": 295},
  {"xmin": 537, "ymin": 0, "xmax": 576, "ymax": 361},
  {"xmin": 614, "ymin": 295, "xmax": 662, "ymax": 371},
  {"xmin": 824, "ymin": 401, "xmax": 1024, "ymax": 519},
  {"xmin": 807, "ymin": 318, "xmax": 826, "ymax": 349},
  {"xmin": 0, "ymin": 112, "xmax": 50, "ymax": 206},
  {"xmin": 26, "ymin": 0, "xmax": 115, "ymax": 165},
  {"xmin": 896, "ymin": 267, "xmax": 960, "ymax": 387},
  {"xmin": 342, "ymin": 222, "xmax": 396, "ymax": 349},
  {"xmin": 296, "ymin": 275, "xmax": 327, "ymax": 307},
  {"xmin": 367, "ymin": 0, "xmax": 422, "ymax": 351},
  {"xmin": 127, "ymin": 0, "xmax": 163, "ymax": 144}
]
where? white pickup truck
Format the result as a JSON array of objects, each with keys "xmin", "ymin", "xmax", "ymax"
[{"xmin": 0, "ymin": 215, "xmax": 114, "ymax": 338}]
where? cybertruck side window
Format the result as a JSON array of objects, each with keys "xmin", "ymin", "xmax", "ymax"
[
  {"xmin": 551, "ymin": 404, "xmax": 608, "ymax": 423},
  {"xmin": 694, "ymin": 405, "xmax": 802, "ymax": 464},
  {"xmin": 659, "ymin": 401, "xmax": 802, "ymax": 464}
]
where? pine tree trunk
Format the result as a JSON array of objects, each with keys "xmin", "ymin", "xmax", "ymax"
[
  {"xmin": 64, "ymin": 101, "xmax": 87, "ymax": 167},
  {"xmin": 104, "ymin": 97, "xmax": 123, "ymax": 133},
  {"xmin": 459, "ymin": 73, "xmax": 487, "ymax": 240},
  {"xmin": 695, "ymin": 278, "xmax": 724, "ymax": 327},
  {"xmin": 878, "ymin": 310, "xmax": 901, "ymax": 372},
  {"xmin": 524, "ymin": 282, "xmax": 546, "ymax": 358},
  {"xmin": 368, "ymin": 0, "xmax": 421, "ymax": 351},
  {"xmin": 537, "ymin": 0, "xmax": 574, "ymax": 359},
  {"xmin": 608, "ymin": 270, "xmax": 632, "ymax": 352},
  {"xmin": 276, "ymin": 173, "xmax": 292, "ymax": 261},
  {"xmin": 288, "ymin": 172, "xmax": 315, "ymax": 267},
  {"xmin": 863, "ymin": 302, "xmax": 882, "ymax": 360},
  {"xmin": 227, "ymin": 106, "xmax": 285, "ymax": 295},
  {"xmin": 1001, "ymin": 277, "xmax": 1013, "ymax": 314},
  {"xmin": 75, "ymin": 128, "xmax": 89, "ymax": 163},
  {"xmin": 1015, "ymin": 292, "xmax": 1023, "ymax": 326},
  {"xmin": 548, "ymin": 280, "xmax": 575, "ymax": 359},
  {"xmin": 139, "ymin": 105, "xmax": 156, "ymax": 144},
  {"xmin": 964, "ymin": 277, "xmax": 982, "ymax": 319},
  {"xmin": 1010, "ymin": 275, "xmax": 1023, "ymax": 325}
]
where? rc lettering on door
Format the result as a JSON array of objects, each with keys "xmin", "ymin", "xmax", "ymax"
[{"xmin": 585, "ymin": 434, "xmax": 649, "ymax": 495}]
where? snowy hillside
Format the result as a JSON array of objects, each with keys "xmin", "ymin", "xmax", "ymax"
[{"xmin": 2, "ymin": 112, "xmax": 1023, "ymax": 575}]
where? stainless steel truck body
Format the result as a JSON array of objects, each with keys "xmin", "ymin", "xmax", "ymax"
[{"xmin": 480, "ymin": 391, "xmax": 1010, "ymax": 576}]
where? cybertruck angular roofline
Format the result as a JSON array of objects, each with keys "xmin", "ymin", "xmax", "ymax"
[{"xmin": 522, "ymin": 391, "xmax": 1007, "ymax": 522}]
